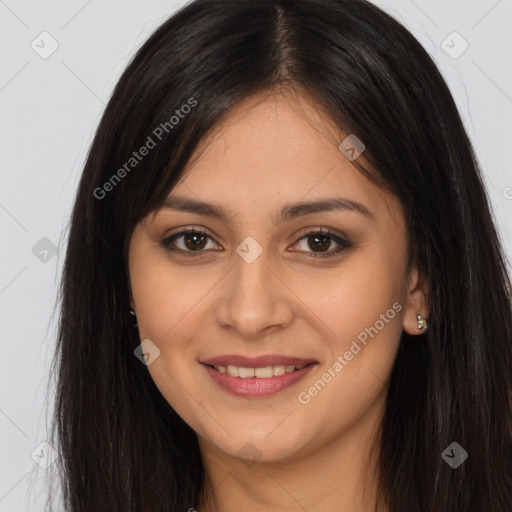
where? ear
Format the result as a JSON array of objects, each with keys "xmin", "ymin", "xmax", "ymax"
[{"xmin": 402, "ymin": 264, "xmax": 430, "ymax": 335}]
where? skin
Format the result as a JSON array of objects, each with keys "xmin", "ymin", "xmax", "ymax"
[{"xmin": 128, "ymin": 88, "xmax": 429, "ymax": 512}]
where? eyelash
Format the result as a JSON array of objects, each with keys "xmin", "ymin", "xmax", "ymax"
[{"xmin": 160, "ymin": 227, "xmax": 353, "ymax": 259}]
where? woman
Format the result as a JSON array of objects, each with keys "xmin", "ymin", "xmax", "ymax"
[{"xmin": 48, "ymin": 0, "xmax": 512, "ymax": 510}]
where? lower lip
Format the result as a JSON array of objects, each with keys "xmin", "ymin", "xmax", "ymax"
[{"xmin": 202, "ymin": 363, "xmax": 316, "ymax": 398}]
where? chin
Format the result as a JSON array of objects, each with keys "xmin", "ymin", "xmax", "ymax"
[{"xmin": 204, "ymin": 426, "xmax": 313, "ymax": 465}]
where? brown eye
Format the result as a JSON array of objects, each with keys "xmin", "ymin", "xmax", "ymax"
[
  {"xmin": 160, "ymin": 227, "xmax": 352, "ymax": 259},
  {"xmin": 161, "ymin": 229, "xmax": 219, "ymax": 256},
  {"xmin": 306, "ymin": 233, "xmax": 332, "ymax": 252},
  {"xmin": 182, "ymin": 231, "xmax": 208, "ymax": 251},
  {"xmin": 289, "ymin": 229, "xmax": 352, "ymax": 258}
]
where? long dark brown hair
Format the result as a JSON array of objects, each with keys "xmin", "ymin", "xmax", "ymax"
[{"xmin": 44, "ymin": 0, "xmax": 512, "ymax": 510}]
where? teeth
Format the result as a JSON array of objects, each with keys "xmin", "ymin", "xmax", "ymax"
[
  {"xmin": 214, "ymin": 363, "xmax": 308, "ymax": 378},
  {"xmin": 255, "ymin": 366, "xmax": 273, "ymax": 378},
  {"xmin": 239, "ymin": 367, "xmax": 255, "ymax": 378},
  {"xmin": 226, "ymin": 365, "xmax": 239, "ymax": 377},
  {"xmin": 273, "ymin": 365, "xmax": 286, "ymax": 376}
]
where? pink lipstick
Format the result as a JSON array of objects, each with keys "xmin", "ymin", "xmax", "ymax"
[{"xmin": 200, "ymin": 354, "xmax": 317, "ymax": 398}]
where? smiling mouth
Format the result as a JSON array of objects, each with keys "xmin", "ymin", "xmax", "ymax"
[
  {"xmin": 206, "ymin": 363, "xmax": 311, "ymax": 378},
  {"xmin": 202, "ymin": 361, "xmax": 317, "ymax": 398}
]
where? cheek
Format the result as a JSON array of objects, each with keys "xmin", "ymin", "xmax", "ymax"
[
  {"xmin": 296, "ymin": 249, "xmax": 404, "ymax": 353},
  {"xmin": 130, "ymin": 248, "xmax": 205, "ymax": 341},
  {"xmin": 293, "ymin": 263, "xmax": 403, "ymax": 438},
  {"xmin": 129, "ymin": 246, "xmax": 211, "ymax": 409},
  {"xmin": 293, "ymin": 256, "xmax": 404, "ymax": 428},
  {"xmin": 130, "ymin": 257, "xmax": 205, "ymax": 428}
]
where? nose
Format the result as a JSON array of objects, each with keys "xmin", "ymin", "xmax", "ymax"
[{"xmin": 214, "ymin": 247, "xmax": 294, "ymax": 339}]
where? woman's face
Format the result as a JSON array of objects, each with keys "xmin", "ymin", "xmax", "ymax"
[{"xmin": 128, "ymin": 90, "xmax": 428, "ymax": 465}]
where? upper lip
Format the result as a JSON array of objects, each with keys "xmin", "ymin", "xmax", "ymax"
[{"xmin": 200, "ymin": 354, "xmax": 317, "ymax": 367}]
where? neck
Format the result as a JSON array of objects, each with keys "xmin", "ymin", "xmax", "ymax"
[{"xmin": 196, "ymin": 394, "xmax": 387, "ymax": 512}]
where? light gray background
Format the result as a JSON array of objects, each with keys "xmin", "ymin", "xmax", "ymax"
[{"xmin": 1, "ymin": 0, "xmax": 511, "ymax": 510}]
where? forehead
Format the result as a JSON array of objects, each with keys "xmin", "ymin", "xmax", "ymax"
[{"xmin": 163, "ymin": 90, "xmax": 402, "ymax": 228}]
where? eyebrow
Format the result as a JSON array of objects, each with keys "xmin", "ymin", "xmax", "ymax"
[{"xmin": 160, "ymin": 195, "xmax": 375, "ymax": 223}]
